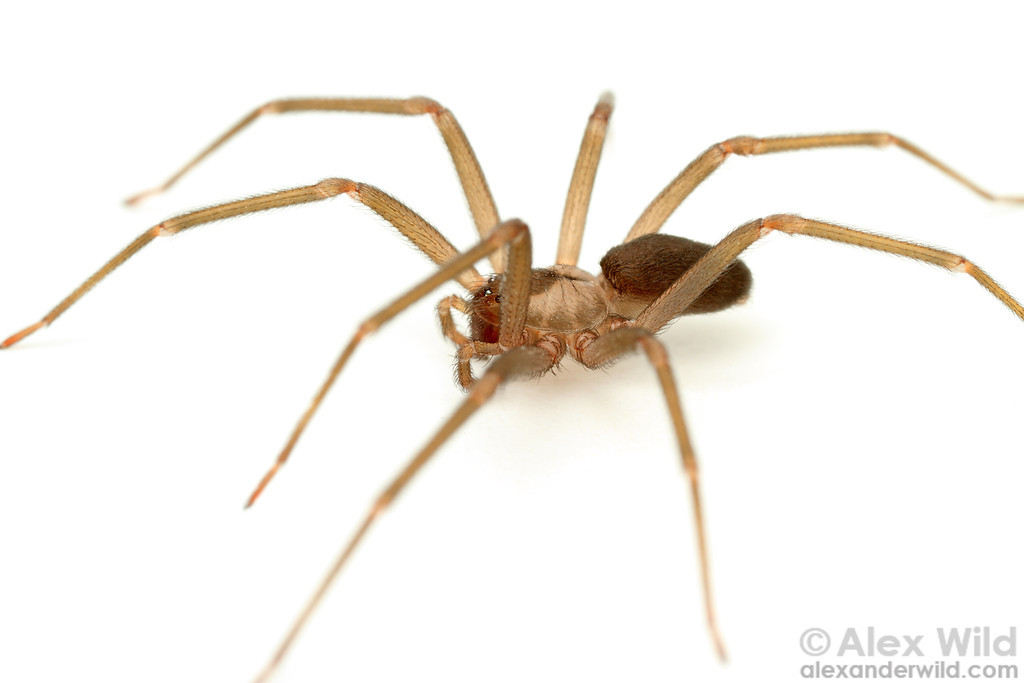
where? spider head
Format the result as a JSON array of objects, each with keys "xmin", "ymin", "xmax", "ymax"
[{"xmin": 466, "ymin": 275, "xmax": 503, "ymax": 343}]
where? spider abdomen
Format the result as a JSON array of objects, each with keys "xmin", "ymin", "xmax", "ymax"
[{"xmin": 600, "ymin": 233, "xmax": 752, "ymax": 319}]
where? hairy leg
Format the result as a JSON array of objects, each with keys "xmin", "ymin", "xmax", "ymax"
[
  {"xmin": 627, "ymin": 133, "xmax": 1024, "ymax": 242},
  {"xmin": 246, "ymin": 220, "xmax": 532, "ymax": 507},
  {"xmin": 2, "ymin": 180, "xmax": 482, "ymax": 349},
  {"xmin": 578, "ymin": 325, "xmax": 726, "ymax": 661},
  {"xmin": 125, "ymin": 96, "xmax": 506, "ymax": 272},
  {"xmin": 252, "ymin": 344, "xmax": 556, "ymax": 683},
  {"xmin": 636, "ymin": 214, "xmax": 1024, "ymax": 333},
  {"xmin": 556, "ymin": 93, "xmax": 613, "ymax": 266}
]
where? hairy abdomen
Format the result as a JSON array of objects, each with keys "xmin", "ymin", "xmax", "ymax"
[{"xmin": 600, "ymin": 234, "xmax": 752, "ymax": 319}]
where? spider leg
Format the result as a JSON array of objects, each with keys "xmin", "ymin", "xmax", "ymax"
[
  {"xmin": 124, "ymin": 96, "xmax": 506, "ymax": 272},
  {"xmin": 635, "ymin": 214, "xmax": 1024, "ymax": 333},
  {"xmin": 246, "ymin": 220, "xmax": 532, "ymax": 507},
  {"xmin": 437, "ymin": 295, "xmax": 470, "ymax": 347},
  {"xmin": 627, "ymin": 133, "xmax": 1024, "ymax": 241},
  {"xmin": 1, "ymin": 180, "xmax": 483, "ymax": 349},
  {"xmin": 252, "ymin": 344, "xmax": 556, "ymax": 683},
  {"xmin": 453, "ymin": 341, "xmax": 502, "ymax": 389},
  {"xmin": 437, "ymin": 296, "xmax": 491, "ymax": 388},
  {"xmin": 578, "ymin": 326, "xmax": 726, "ymax": 661},
  {"xmin": 556, "ymin": 93, "xmax": 613, "ymax": 266},
  {"xmin": 436, "ymin": 208, "xmax": 536, "ymax": 389},
  {"xmin": 498, "ymin": 210, "xmax": 534, "ymax": 349}
]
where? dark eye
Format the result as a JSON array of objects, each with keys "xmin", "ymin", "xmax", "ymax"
[{"xmin": 494, "ymin": 295, "xmax": 503, "ymax": 303}]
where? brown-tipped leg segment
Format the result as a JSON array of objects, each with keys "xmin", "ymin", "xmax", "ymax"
[
  {"xmin": 251, "ymin": 344, "xmax": 555, "ymax": 683},
  {"xmin": 2, "ymin": 226, "xmax": 162, "ymax": 349},
  {"xmin": 635, "ymin": 214, "xmax": 1024, "ymax": 334},
  {"xmin": 246, "ymin": 220, "xmax": 531, "ymax": 508},
  {"xmin": 578, "ymin": 326, "xmax": 726, "ymax": 661},
  {"xmin": 626, "ymin": 132, "xmax": 1024, "ymax": 242},
  {"xmin": 124, "ymin": 96, "xmax": 505, "ymax": 272},
  {"xmin": 556, "ymin": 93, "xmax": 613, "ymax": 266},
  {"xmin": 4, "ymin": 181, "xmax": 323, "ymax": 348},
  {"xmin": 2, "ymin": 321, "xmax": 47, "ymax": 349},
  {"xmin": 3, "ymin": 180, "xmax": 483, "ymax": 350}
]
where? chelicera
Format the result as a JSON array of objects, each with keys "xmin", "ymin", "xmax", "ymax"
[{"xmin": 3, "ymin": 93, "xmax": 1022, "ymax": 682}]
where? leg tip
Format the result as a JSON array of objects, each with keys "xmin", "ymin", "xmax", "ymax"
[
  {"xmin": 714, "ymin": 636, "xmax": 729, "ymax": 663},
  {"xmin": 244, "ymin": 486, "xmax": 263, "ymax": 509},
  {"xmin": 124, "ymin": 186, "xmax": 162, "ymax": 207},
  {"xmin": 2, "ymin": 321, "xmax": 45, "ymax": 349},
  {"xmin": 245, "ymin": 463, "xmax": 281, "ymax": 509}
]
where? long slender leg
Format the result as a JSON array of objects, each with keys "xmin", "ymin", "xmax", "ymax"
[
  {"xmin": 556, "ymin": 93, "xmax": 613, "ymax": 266},
  {"xmin": 245, "ymin": 220, "xmax": 531, "ymax": 507},
  {"xmin": 636, "ymin": 214, "xmax": 1024, "ymax": 333},
  {"xmin": 1, "ymin": 180, "xmax": 483, "ymax": 349},
  {"xmin": 626, "ymin": 133, "xmax": 1024, "ymax": 242},
  {"xmin": 498, "ymin": 218, "xmax": 534, "ymax": 349},
  {"xmin": 124, "ymin": 96, "xmax": 506, "ymax": 272},
  {"xmin": 251, "ymin": 344, "xmax": 556, "ymax": 683},
  {"xmin": 578, "ymin": 326, "xmax": 726, "ymax": 661}
]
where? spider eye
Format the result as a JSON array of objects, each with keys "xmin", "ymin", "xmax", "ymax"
[{"xmin": 494, "ymin": 295, "xmax": 503, "ymax": 303}]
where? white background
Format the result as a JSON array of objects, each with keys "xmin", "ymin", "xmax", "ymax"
[{"xmin": 1, "ymin": 2, "xmax": 1022, "ymax": 682}]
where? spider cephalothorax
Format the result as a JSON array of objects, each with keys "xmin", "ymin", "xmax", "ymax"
[
  {"xmin": 460, "ymin": 236, "xmax": 753, "ymax": 380},
  {"xmin": 4, "ymin": 93, "xmax": 1022, "ymax": 683},
  {"xmin": 466, "ymin": 267, "xmax": 610, "ymax": 344}
]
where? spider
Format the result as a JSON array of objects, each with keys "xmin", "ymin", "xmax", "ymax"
[{"xmin": 3, "ymin": 93, "xmax": 1022, "ymax": 682}]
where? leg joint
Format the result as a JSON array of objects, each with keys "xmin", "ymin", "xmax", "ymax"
[
  {"xmin": 404, "ymin": 96, "xmax": 443, "ymax": 115},
  {"xmin": 258, "ymin": 100, "xmax": 286, "ymax": 115},
  {"xmin": 356, "ymin": 320, "xmax": 379, "ymax": 340},
  {"xmin": 315, "ymin": 178, "xmax": 358, "ymax": 198},
  {"xmin": 719, "ymin": 136, "xmax": 764, "ymax": 156},
  {"xmin": 591, "ymin": 93, "xmax": 613, "ymax": 122},
  {"xmin": 487, "ymin": 219, "xmax": 529, "ymax": 248},
  {"xmin": 761, "ymin": 213, "xmax": 802, "ymax": 234},
  {"xmin": 636, "ymin": 334, "xmax": 668, "ymax": 368}
]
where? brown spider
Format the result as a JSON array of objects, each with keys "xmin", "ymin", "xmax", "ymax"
[{"xmin": 3, "ymin": 93, "xmax": 1023, "ymax": 682}]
